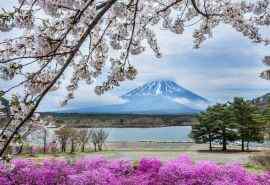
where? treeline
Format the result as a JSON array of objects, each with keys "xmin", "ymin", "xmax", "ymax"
[
  {"xmin": 53, "ymin": 127, "xmax": 109, "ymax": 153},
  {"xmin": 191, "ymin": 97, "xmax": 270, "ymax": 152}
]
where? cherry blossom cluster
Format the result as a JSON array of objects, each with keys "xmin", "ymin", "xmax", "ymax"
[
  {"xmin": 24, "ymin": 71, "xmax": 60, "ymax": 95},
  {"xmin": 0, "ymin": 94, "xmax": 44, "ymax": 145}
]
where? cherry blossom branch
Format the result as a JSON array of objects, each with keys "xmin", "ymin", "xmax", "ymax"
[
  {"xmin": 88, "ymin": 19, "xmax": 114, "ymax": 59},
  {"xmin": 124, "ymin": 0, "xmax": 139, "ymax": 64},
  {"xmin": 190, "ymin": 0, "xmax": 221, "ymax": 18},
  {"xmin": 2, "ymin": 0, "xmax": 97, "ymax": 94},
  {"xmin": 0, "ymin": 51, "xmax": 72, "ymax": 64},
  {"xmin": 18, "ymin": 0, "xmax": 27, "ymax": 11},
  {"xmin": 157, "ymin": 0, "xmax": 182, "ymax": 13},
  {"xmin": 0, "ymin": 117, "xmax": 13, "ymax": 138},
  {"xmin": 141, "ymin": 0, "xmax": 184, "ymax": 31},
  {"xmin": 0, "ymin": 0, "xmax": 117, "ymax": 157}
]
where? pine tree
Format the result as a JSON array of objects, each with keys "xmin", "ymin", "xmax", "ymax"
[
  {"xmin": 231, "ymin": 97, "xmax": 264, "ymax": 151},
  {"xmin": 192, "ymin": 110, "xmax": 218, "ymax": 151},
  {"xmin": 211, "ymin": 104, "xmax": 238, "ymax": 151},
  {"xmin": 192, "ymin": 103, "xmax": 237, "ymax": 152},
  {"xmin": 257, "ymin": 100, "xmax": 270, "ymax": 142}
]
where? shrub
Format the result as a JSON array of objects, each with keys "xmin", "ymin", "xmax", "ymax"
[{"xmin": 0, "ymin": 155, "xmax": 269, "ymax": 185}]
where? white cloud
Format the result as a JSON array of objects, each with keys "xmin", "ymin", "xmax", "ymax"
[
  {"xmin": 173, "ymin": 97, "xmax": 209, "ymax": 110},
  {"xmin": 1, "ymin": 4, "xmax": 270, "ymax": 110}
]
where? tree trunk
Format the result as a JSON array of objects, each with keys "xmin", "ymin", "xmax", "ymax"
[
  {"xmin": 98, "ymin": 143, "xmax": 102, "ymax": 151},
  {"xmin": 70, "ymin": 140, "xmax": 75, "ymax": 153},
  {"xmin": 61, "ymin": 142, "xmax": 66, "ymax": 153},
  {"xmin": 43, "ymin": 130, "xmax": 47, "ymax": 153},
  {"xmin": 17, "ymin": 144, "xmax": 23, "ymax": 154},
  {"xmin": 247, "ymin": 141, "xmax": 250, "ymax": 151},
  {"xmin": 241, "ymin": 139, "xmax": 245, "ymax": 152},
  {"xmin": 209, "ymin": 134, "xmax": 212, "ymax": 152},
  {"xmin": 81, "ymin": 143, "xmax": 85, "ymax": 152},
  {"xmin": 222, "ymin": 140, "xmax": 227, "ymax": 151},
  {"xmin": 94, "ymin": 144, "xmax": 97, "ymax": 152},
  {"xmin": 222, "ymin": 129, "xmax": 227, "ymax": 151}
]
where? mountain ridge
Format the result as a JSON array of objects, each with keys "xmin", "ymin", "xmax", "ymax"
[
  {"xmin": 62, "ymin": 80, "xmax": 209, "ymax": 114},
  {"xmin": 122, "ymin": 80, "xmax": 208, "ymax": 102}
]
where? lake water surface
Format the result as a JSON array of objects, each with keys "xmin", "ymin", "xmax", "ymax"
[
  {"xmin": 37, "ymin": 126, "xmax": 192, "ymax": 146},
  {"xmin": 103, "ymin": 126, "xmax": 192, "ymax": 142}
]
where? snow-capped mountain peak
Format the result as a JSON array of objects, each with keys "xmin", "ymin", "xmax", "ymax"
[
  {"xmin": 63, "ymin": 80, "xmax": 209, "ymax": 114},
  {"xmin": 122, "ymin": 80, "xmax": 208, "ymax": 103}
]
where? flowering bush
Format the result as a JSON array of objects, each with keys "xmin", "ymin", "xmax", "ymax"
[{"xmin": 0, "ymin": 155, "xmax": 269, "ymax": 185}]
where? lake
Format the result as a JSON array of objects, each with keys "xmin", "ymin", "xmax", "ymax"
[
  {"xmin": 29, "ymin": 126, "xmax": 192, "ymax": 146},
  {"xmin": 103, "ymin": 126, "xmax": 192, "ymax": 142}
]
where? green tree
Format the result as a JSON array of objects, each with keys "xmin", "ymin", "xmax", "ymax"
[
  {"xmin": 212, "ymin": 103, "xmax": 238, "ymax": 151},
  {"xmin": 256, "ymin": 101, "xmax": 270, "ymax": 142},
  {"xmin": 191, "ymin": 109, "xmax": 218, "ymax": 151},
  {"xmin": 231, "ymin": 97, "xmax": 264, "ymax": 151},
  {"xmin": 192, "ymin": 103, "xmax": 237, "ymax": 151}
]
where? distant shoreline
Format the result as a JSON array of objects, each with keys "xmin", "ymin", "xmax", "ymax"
[
  {"xmin": 107, "ymin": 140, "xmax": 194, "ymax": 143},
  {"xmin": 40, "ymin": 112, "xmax": 198, "ymax": 128}
]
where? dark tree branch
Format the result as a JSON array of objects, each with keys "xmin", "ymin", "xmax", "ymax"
[
  {"xmin": 190, "ymin": 0, "xmax": 221, "ymax": 18},
  {"xmin": 0, "ymin": 0, "xmax": 117, "ymax": 157},
  {"xmin": 0, "ymin": 51, "xmax": 72, "ymax": 64},
  {"xmin": 88, "ymin": 19, "xmax": 114, "ymax": 58},
  {"xmin": 124, "ymin": 0, "xmax": 139, "ymax": 64},
  {"xmin": 157, "ymin": 0, "xmax": 182, "ymax": 14},
  {"xmin": 191, "ymin": 0, "xmax": 209, "ymax": 17}
]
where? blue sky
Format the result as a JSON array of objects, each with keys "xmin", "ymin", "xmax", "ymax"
[
  {"xmin": 40, "ymin": 23, "xmax": 270, "ymax": 111},
  {"xmin": 1, "ymin": 1, "xmax": 270, "ymax": 111}
]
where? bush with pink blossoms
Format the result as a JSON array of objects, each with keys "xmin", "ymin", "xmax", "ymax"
[{"xmin": 0, "ymin": 155, "xmax": 269, "ymax": 185}]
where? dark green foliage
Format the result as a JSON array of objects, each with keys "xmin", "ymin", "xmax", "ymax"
[
  {"xmin": 192, "ymin": 108, "xmax": 219, "ymax": 151},
  {"xmin": 192, "ymin": 103, "xmax": 237, "ymax": 151},
  {"xmin": 211, "ymin": 103, "xmax": 238, "ymax": 151},
  {"xmin": 231, "ymin": 97, "xmax": 264, "ymax": 151},
  {"xmin": 192, "ymin": 98, "xmax": 265, "ymax": 152},
  {"xmin": 258, "ymin": 102, "xmax": 270, "ymax": 141}
]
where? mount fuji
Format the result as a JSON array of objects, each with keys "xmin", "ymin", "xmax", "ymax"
[{"xmin": 64, "ymin": 80, "xmax": 209, "ymax": 114}]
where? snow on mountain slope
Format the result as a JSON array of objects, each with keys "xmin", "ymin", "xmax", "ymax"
[
  {"xmin": 73, "ymin": 95, "xmax": 199, "ymax": 114},
  {"xmin": 122, "ymin": 80, "xmax": 208, "ymax": 101},
  {"xmin": 122, "ymin": 80, "xmax": 209, "ymax": 110},
  {"xmin": 63, "ymin": 80, "xmax": 209, "ymax": 114}
]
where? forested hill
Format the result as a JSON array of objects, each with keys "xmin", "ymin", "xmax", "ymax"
[{"xmin": 41, "ymin": 113, "xmax": 198, "ymax": 128}]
